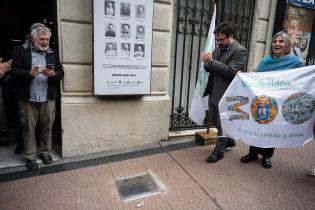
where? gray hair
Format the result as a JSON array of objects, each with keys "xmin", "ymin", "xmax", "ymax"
[
  {"xmin": 31, "ymin": 24, "xmax": 51, "ymax": 39},
  {"xmin": 270, "ymin": 31, "xmax": 292, "ymax": 56}
]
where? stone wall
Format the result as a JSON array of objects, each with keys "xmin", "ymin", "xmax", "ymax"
[
  {"xmin": 247, "ymin": 0, "xmax": 278, "ymax": 71},
  {"xmin": 57, "ymin": 0, "xmax": 173, "ymax": 157}
]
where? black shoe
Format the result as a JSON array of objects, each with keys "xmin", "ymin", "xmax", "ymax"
[
  {"xmin": 205, "ymin": 151, "xmax": 224, "ymax": 163},
  {"xmin": 262, "ymin": 157, "xmax": 272, "ymax": 169},
  {"xmin": 26, "ymin": 159, "xmax": 39, "ymax": 171},
  {"xmin": 0, "ymin": 140, "xmax": 11, "ymax": 146},
  {"xmin": 40, "ymin": 153, "xmax": 53, "ymax": 165},
  {"xmin": 240, "ymin": 154, "xmax": 258, "ymax": 163},
  {"xmin": 225, "ymin": 140, "xmax": 236, "ymax": 149},
  {"xmin": 0, "ymin": 130, "xmax": 10, "ymax": 137}
]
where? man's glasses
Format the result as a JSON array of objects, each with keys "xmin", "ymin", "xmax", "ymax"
[{"xmin": 215, "ymin": 37, "xmax": 227, "ymax": 42}]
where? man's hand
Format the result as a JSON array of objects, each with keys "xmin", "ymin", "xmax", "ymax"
[
  {"xmin": 0, "ymin": 59, "xmax": 12, "ymax": 73},
  {"xmin": 200, "ymin": 52, "xmax": 213, "ymax": 64},
  {"xmin": 42, "ymin": 68, "xmax": 56, "ymax": 77},
  {"xmin": 30, "ymin": 65, "xmax": 44, "ymax": 76}
]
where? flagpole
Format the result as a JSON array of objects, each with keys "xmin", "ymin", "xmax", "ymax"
[
  {"xmin": 194, "ymin": 1, "xmax": 217, "ymax": 145},
  {"xmin": 207, "ymin": 0, "xmax": 216, "ymax": 135}
]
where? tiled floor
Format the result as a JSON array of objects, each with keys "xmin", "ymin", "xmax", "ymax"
[{"xmin": 0, "ymin": 140, "xmax": 314, "ymax": 209}]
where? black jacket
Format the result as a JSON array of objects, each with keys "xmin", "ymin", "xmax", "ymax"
[
  {"xmin": 203, "ymin": 41, "xmax": 248, "ymax": 105},
  {"xmin": 11, "ymin": 42, "xmax": 64, "ymax": 101}
]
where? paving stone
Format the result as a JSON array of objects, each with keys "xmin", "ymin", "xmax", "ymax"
[{"xmin": 0, "ymin": 140, "xmax": 314, "ymax": 209}]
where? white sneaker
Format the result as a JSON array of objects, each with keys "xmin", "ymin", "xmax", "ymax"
[{"xmin": 308, "ymin": 167, "xmax": 315, "ymax": 177}]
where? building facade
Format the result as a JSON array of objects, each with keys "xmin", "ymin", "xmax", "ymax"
[
  {"xmin": 58, "ymin": 0, "xmax": 280, "ymax": 157},
  {"xmin": 3, "ymin": 0, "xmax": 312, "ymax": 159},
  {"xmin": 58, "ymin": 0, "xmax": 172, "ymax": 157}
]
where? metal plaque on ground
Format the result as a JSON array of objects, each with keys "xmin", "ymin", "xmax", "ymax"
[{"xmin": 115, "ymin": 172, "xmax": 160, "ymax": 201}]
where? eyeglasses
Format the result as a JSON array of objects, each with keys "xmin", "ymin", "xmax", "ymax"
[{"xmin": 215, "ymin": 37, "xmax": 227, "ymax": 42}]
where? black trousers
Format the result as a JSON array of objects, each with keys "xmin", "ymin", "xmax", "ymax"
[
  {"xmin": 209, "ymin": 101, "xmax": 235, "ymax": 153},
  {"xmin": 208, "ymin": 102, "xmax": 222, "ymax": 136},
  {"xmin": 249, "ymin": 146, "xmax": 275, "ymax": 158}
]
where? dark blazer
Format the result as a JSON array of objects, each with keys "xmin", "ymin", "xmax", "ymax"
[
  {"xmin": 204, "ymin": 41, "xmax": 248, "ymax": 105},
  {"xmin": 11, "ymin": 42, "xmax": 64, "ymax": 101}
]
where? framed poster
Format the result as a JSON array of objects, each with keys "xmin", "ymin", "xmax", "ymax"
[
  {"xmin": 93, "ymin": 0, "xmax": 153, "ymax": 95},
  {"xmin": 283, "ymin": 4, "xmax": 315, "ymax": 64}
]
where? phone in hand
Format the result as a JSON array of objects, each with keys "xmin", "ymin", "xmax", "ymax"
[{"xmin": 46, "ymin": 64, "xmax": 54, "ymax": 70}]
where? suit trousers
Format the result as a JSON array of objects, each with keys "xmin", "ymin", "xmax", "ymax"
[
  {"xmin": 249, "ymin": 146, "xmax": 275, "ymax": 158},
  {"xmin": 209, "ymin": 101, "xmax": 234, "ymax": 153},
  {"xmin": 0, "ymin": 86, "xmax": 8, "ymax": 132},
  {"xmin": 19, "ymin": 101, "xmax": 55, "ymax": 160}
]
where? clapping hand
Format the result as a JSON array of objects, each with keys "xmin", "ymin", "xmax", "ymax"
[
  {"xmin": 200, "ymin": 52, "xmax": 212, "ymax": 64},
  {"xmin": 0, "ymin": 58, "xmax": 12, "ymax": 78}
]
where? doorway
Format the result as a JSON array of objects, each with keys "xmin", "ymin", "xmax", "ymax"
[{"xmin": 0, "ymin": 0, "xmax": 61, "ymax": 169}]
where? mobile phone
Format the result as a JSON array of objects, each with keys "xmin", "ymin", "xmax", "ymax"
[{"xmin": 46, "ymin": 64, "xmax": 54, "ymax": 70}]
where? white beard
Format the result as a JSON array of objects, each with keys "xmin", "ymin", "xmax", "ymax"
[{"xmin": 34, "ymin": 41, "xmax": 49, "ymax": 52}]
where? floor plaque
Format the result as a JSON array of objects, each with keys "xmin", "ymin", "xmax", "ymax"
[{"xmin": 115, "ymin": 172, "xmax": 160, "ymax": 201}]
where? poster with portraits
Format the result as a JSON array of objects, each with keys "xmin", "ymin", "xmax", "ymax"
[
  {"xmin": 283, "ymin": 4, "xmax": 315, "ymax": 64},
  {"xmin": 93, "ymin": 0, "xmax": 153, "ymax": 95}
]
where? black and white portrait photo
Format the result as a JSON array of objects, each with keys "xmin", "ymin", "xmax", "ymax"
[
  {"xmin": 121, "ymin": 23, "xmax": 131, "ymax": 38},
  {"xmin": 134, "ymin": 44, "xmax": 145, "ymax": 58},
  {"xmin": 120, "ymin": 2, "xmax": 130, "ymax": 17},
  {"xmin": 105, "ymin": 0, "xmax": 115, "ymax": 16},
  {"xmin": 121, "ymin": 43, "xmax": 130, "ymax": 58},
  {"xmin": 136, "ymin": 25, "xmax": 145, "ymax": 40},
  {"xmin": 105, "ymin": 42, "xmax": 117, "ymax": 56},
  {"xmin": 105, "ymin": 23, "xmax": 116, "ymax": 37},
  {"xmin": 136, "ymin": 5, "xmax": 145, "ymax": 19}
]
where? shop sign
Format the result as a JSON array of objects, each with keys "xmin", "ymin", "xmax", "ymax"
[{"xmin": 288, "ymin": 0, "xmax": 315, "ymax": 10}]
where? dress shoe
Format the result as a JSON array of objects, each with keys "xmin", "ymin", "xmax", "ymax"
[
  {"xmin": 240, "ymin": 154, "xmax": 258, "ymax": 163},
  {"xmin": 40, "ymin": 153, "xmax": 53, "ymax": 165},
  {"xmin": 26, "ymin": 159, "xmax": 39, "ymax": 171},
  {"xmin": 225, "ymin": 140, "xmax": 236, "ymax": 149},
  {"xmin": 262, "ymin": 157, "xmax": 272, "ymax": 169},
  {"xmin": 0, "ymin": 130, "xmax": 10, "ymax": 137},
  {"xmin": 0, "ymin": 140, "xmax": 11, "ymax": 146},
  {"xmin": 205, "ymin": 151, "xmax": 223, "ymax": 163}
]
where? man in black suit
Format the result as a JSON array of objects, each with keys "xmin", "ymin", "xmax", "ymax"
[
  {"xmin": 201, "ymin": 22, "xmax": 248, "ymax": 163},
  {"xmin": 0, "ymin": 56, "xmax": 11, "ymax": 146}
]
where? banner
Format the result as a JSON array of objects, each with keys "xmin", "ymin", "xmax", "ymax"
[
  {"xmin": 93, "ymin": 0, "xmax": 153, "ymax": 95},
  {"xmin": 219, "ymin": 65, "xmax": 315, "ymax": 148},
  {"xmin": 188, "ymin": 5, "xmax": 216, "ymax": 125}
]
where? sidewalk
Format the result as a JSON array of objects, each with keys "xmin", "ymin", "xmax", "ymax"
[{"xmin": 0, "ymin": 138, "xmax": 314, "ymax": 210}]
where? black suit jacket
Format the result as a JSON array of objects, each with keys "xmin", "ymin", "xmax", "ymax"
[
  {"xmin": 11, "ymin": 42, "xmax": 64, "ymax": 101},
  {"xmin": 204, "ymin": 41, "xmax": 248, "ymax": 105}
]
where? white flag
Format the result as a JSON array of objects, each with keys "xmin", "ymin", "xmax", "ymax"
[
  {"xmin": 219, "ymin": 65, "xmax": 315, "ymax": 148},
  {"xmin": 189, "ymin": 5, "xmax": 216, "ymax": 125}
]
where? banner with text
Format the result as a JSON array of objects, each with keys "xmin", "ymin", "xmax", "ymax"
[
  {"xmin": 219, "ymin": 65, "xmax": 315, "ymax": 148},
  {"xmin": 93, "ymin": 0, "xmax": 153, "ymax": 95}
]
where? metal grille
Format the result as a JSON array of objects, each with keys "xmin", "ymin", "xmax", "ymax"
[{"xmin": 169, "ymin": 0, "xmax": 256, "ymax": 130}]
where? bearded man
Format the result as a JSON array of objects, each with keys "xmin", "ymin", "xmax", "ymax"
[{"xmin": 11, "ymin": 23, "xmax": 64, "ymax": 171}]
